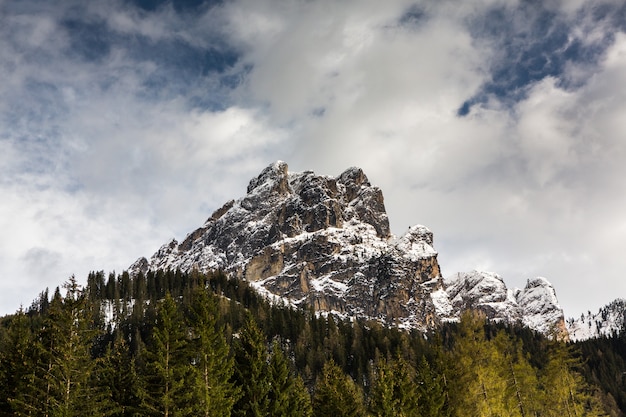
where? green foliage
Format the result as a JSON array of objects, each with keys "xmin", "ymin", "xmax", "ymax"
[
  {"xmin": 232, "ymin": 315, "xmax": 272, "ymax": 416},
  {"xmin": 15, "ymin": 276, "xmax": 113, "ymax": 416},
  {"xmin": 448, "ymin": 311, "xmax": 506, "ymax": 416},
  {"xmin": 369, "ymin": 356, "xmax": 420, "ymax": 417},
  {"xmin": 267, "ymin": 340, "xmax": 313, "ymax": 417},
  {"xmin": 0, "ymin": 270, "xmax": 623, "ymax": 416},
  {"xmin": 186, "ymin": 287, "xmax": 239, "ymax": 417},
  {"xmin": 539, "ymin": 338, "xmax": 606, "ymax": 416},
  {"xmin": 0, "ymin": 308, "xmax": 35, "ymax": 414},
  {"xmin": 312, "ymin": 360, "xmax": 366, "ymax": 417},
  {"xmin": 141, "ymin": 292, "xmax": 193, "ymax": 416},
  {"xmin": 99, "ymin": 333, "xmax": 146, "ymax": 416},
  {"xmin": 415, "ymin": 355, "xmax": 448, "ymax": 417},
  {"xmin": 577, "ymin": 333, "xmax": 626, "ymax": 413}
]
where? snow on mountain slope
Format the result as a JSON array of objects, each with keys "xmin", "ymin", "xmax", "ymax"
[
  {"xmin": 130, "ymin": 161, "xmax": 567, "ymax": 335},
  {"xmin": 441, "ymin": 271, "xmax": 520, "ymax": 322},
  {"xmin": 517, "ymin": 277, "xmax": 565, "ymax": 336},
  {"xmin": 567, "ymin": 299, "xmax": 626, "ymax": 341},
  {"xmin": 130, "ymin": 161, "xmax": 442, "ymax": 331},
  {"xmin": 437, "ymin": 271, "xmax": 567, "ymax": 338}
]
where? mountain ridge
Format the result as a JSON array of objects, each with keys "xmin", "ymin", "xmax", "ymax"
[
  {"xmin": 131, "ymin": 161, "xmax": 571, "ymax": 336},
  {"xmin": 567, "ymin": 298, "xmax": 626, "ymax": 341}
]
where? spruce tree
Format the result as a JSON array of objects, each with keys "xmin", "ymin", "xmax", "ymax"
[
  {"xmin": 312, "ymin": 360, "xmax": 366, "ymax": 417},
  {"xmin": 232, "ymin": 315, "xmax": 271, "ymax": 417},
  {"xmin": 369, "ymin": 357, "xmax": 420, "ymax": 417},
  {"xmin": 99, "ymin": 333, "xmax": 146, "ymax": 416},
  {"xmin": 415, "ymin": 355, "xmax": 448, "ymax": 417},
  {"xmin": 0, "ymin": 308, "xmax": 36, "ymax": 414},
  {"xmin": 267, "ymin": 340, "xmax": 313, "ymax": 417},
  {"xmin": 19, "ymin": 277, "xmax": 110, "ymax": 416},
  {"xmin": 186, "ymin": 288, "xmax": 238, "ymax": 417},
  {"xmin": 142, "ymin": 292, "xmax": 192, "ymax": 416}
]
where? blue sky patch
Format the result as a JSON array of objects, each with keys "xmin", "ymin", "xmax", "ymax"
[{"xmin": 458, "ymin": 1, "xmax": 623, "ymax": 115}]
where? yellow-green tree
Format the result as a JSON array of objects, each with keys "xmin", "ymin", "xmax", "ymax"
[
  {"xmin": 492, "ymin": 331, "xmax": 541, "ymax": 417},
  {"xmin": 448, "ymin": 311, "xmax": 508, "ymax": 416},
  {"xmin": 540, "ymin": 338, "xmax": 605, "ymax": 417}
]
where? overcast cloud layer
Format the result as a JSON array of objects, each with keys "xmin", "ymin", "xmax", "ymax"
[{"xmin": 2, "ymin": 0, "xmax": 625, "ymax": 319}]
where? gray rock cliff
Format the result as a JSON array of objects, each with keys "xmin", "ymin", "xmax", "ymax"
[
  {"xmin": 130, "ymin": 161, "xmax": 442, "ymax": 330},
  {"xmin": 130, "ymin": 162, "xmax": 566, "ymax": 334}
]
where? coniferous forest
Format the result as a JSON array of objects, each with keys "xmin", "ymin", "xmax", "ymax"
[{"xmin": 0, "ymin": 269, "xmax": 625, "ymax": 416}]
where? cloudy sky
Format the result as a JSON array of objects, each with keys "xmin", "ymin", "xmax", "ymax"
[{"xmin": 2, "ymin": 0, "xmax": 626, "ymax": 319}]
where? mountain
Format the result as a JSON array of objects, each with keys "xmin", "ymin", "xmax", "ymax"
[
  {"xmin": 436, "ymin": 271, "xmax": 567, "ymax": 336},
  {"xmin": 130, "ymin": 161, "xmax": 566, "ymax": 335},
  {"xmin": 567, "ymin": 298, "xmax": 626, "ymax": 341}
]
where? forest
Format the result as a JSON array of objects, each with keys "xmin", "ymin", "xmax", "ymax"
[{"xmin": 0, "ymin": 269, "xmax": 625, "ymax": 416}]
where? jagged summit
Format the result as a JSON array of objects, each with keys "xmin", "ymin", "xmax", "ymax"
[
  {"xmin": 130, "ymin": 162, "xmax": 565, "ymax": 334},
  {"xmin": 130, "ymin": 161, "xmax": 434, "ymax": 328},
  {"xmin": 435, "ymin": 271, "xmax": 567, "ymax": 337}
]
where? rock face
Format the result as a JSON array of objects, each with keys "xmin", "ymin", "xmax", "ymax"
[
  {"xmin": 434, "ymin": 271, "xmax": 568, "ymax": 338},
  {"xmin": 131, "ymin": 161, "xmax": 442, "ymax": 330},
  {"xmin": 130, "ymin": 161, "xmax": 566, "ymax": 334}
]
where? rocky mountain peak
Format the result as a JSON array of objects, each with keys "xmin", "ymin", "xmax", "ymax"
[
  {"xmin": 246, "ymin": 160, "xmax": 290, "ymax": 195},
  {"xmin": 516, "ymin": 277, "xmax": 567, "ymax": 337},
  {"xmin": 337, "ymin": 166, "xmax": 370, "ymax": 199},
  {"xmin": 130, "ymin": 162, "xmax": 566, "ymax": 335},
  {"xmin": 435, "ymin": 270, "xmax": 567, "ymax": 338}
]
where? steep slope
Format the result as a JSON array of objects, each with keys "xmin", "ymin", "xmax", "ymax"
[
  {"xmin": 131, "ymin": 161, "xmax": 442, "ymax": 330},
  {"xmin": 435, "ymin": 271, "xmax": 568, "ymax": 337},
  {"xmin": 567, "ymin": 299, "xmax": 626, "ymax": 341},
  {"xmin": 130, "ymin": 161, "xmax": 566, "ymax": 334}
]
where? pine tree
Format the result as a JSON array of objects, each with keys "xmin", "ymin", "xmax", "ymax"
[
  {"xmin": 0, "ymin": 308, "xmax": 36, "ymax": 414},
  {"xmin": 99, "ymin": 333, "xmax": 146, "ymax": 416},
  {"xmin": 312, "ymin": 360, "xmax": 366, "ymax": 417},
  {"xmin": 540, "ymin": 338, "xmax": 605, "ymax": 417},
  {"xmin": 17, "ymin": 277, "xmax": 111, "ymax": 416},
  {"xmin": 415, "ymin": 355, "xmax": 448, "ymax": 417},
  {"xmin": 232, "ymin": 315, "xmax": 272, "ymax": 417},
  {"xmin": 492, "ymin": 331, "xmax": 541, "ymax": 417},
  {"xmin": 369, "ymin": 356, "xmax": 420, "ymax": 417},
  {"xmin": 267, "ymin": 340, "xmax": 313, "ymax": 417},
  {"xmin": 448, "ymin": 311, "xmax": 509, "ymax": 416},
  {"xmin": 186, "ymin": 288, "xmax": 238, "ymax": 417},
  {"xmin": 142, "ymin": 292, "xmax": 192, "ymax": 416}
]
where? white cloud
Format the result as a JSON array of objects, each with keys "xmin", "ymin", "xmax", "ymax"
[
  {"xmin": 220, "ymin": 0, "xmax": 626, "ymax": 319},
  {"xmin": 1, "ymin": 0, "xmax": 626, "ymax": 321},
  {"xmin": 0, "ymin": 100, "xmax": 287, "ymax": 314}
]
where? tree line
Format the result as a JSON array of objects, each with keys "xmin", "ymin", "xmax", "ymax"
[{"xmin": 0, "ymin": 269, "xmax": 623, "ymax": 416}]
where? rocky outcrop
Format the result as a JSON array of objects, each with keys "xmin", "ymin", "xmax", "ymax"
[
  {"xmin": 130, "ymin": 161, "xmax": 566, "ymax": 335},
  {"xmin": 517, "ymin": 277, "xmax": 567, "ymax": 338},
  {"xmin": 438, "ymin": 271, "xmax": 519, "ymax": 321},
  {"xmin": 130, "ymin": 161, "xmax": 442, "ymax": 330},
  {"xmin": 434, "ymin": 271, "xmax": 567, "ymax": 338}
]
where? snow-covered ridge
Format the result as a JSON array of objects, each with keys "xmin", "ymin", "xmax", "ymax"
[
  {"xmin": 130, "ymin": 161, "xmax": 444, "ymax": 331},
  {"xmin": 129, "ymin": 162, "xmax": 568, "ymax": 336},
  {"xmin": 567, "ymin": 299, "xmax": 626, "ymax": 341},
  {"xmin": 435, "ymin": 271, "xmax": 567, "ymax": 337}
]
